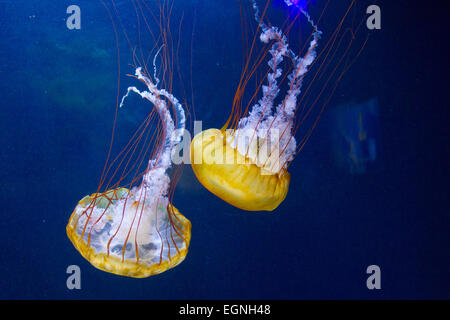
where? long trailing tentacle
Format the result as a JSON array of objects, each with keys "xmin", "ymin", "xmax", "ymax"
[
  {"xmin": 229, "ymin": 0, "xmax": 322, "ymax": 174},
  {"xmin": 119, "ymin": 45, "xmax": 185, "ymax": 195}
]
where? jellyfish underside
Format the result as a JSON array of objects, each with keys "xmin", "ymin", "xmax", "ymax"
[
  {"xmin": 67, "ymin": 188, "xmax": 191, "ymax": 278},
  {"xmin": 191, "ymin": 128, "xmax": 290, "ymax": 211}
]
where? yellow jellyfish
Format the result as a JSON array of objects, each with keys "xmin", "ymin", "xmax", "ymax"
[
  {"xmin": 191, "ymin": 0, "xmax": 364, "ymax": 211},
  {"xmin": 67, "ymin": 1, "xmax": 191, "ymax": 277},
  {"xmin": 191, "ymin": 0, "xmax": 319, "ymax": 211}
]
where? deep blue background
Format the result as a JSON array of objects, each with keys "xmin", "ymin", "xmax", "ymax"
[{"xmin": 0, "ymin": 0, "xmax": 448, "ymax": 299}]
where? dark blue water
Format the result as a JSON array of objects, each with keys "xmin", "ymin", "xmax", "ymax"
[{"xmin": 0, "ymin": 0, "xmax": 448, "ymax": 299}]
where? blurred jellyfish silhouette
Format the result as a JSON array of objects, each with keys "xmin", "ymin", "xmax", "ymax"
[{"xmin": 329, "ymin": 98, "xmax": 379, "ymax": 174}]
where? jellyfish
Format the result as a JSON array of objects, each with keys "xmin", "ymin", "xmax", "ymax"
[
  {"xmin": 67, "ymin": 65, "xmax": 191, "ymax": 278},
  {"xmin": 191, "ymin": 0, "xmax": 367, "ymax": 211},
  {"xmin": 67, "ymin": 1, "xmax": 191, "ymax": 277},
  {"xmin": 191, "ymin": 0, "xmax": 320, "ymax": 211},
  {"xmin": 66, "ymin": 66, "xmax": 190, "ymax": 278}
]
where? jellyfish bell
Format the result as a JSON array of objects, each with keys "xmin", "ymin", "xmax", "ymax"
[
  {"xmin": 191, "ymin": 128, "xmax": 291, "ymax": 211},
  {"xmin": 191, "ymin": 0, "xmax": 369, "ymax": 211},
  {"xmin": 67, "ymin": 1, "xmax": 191, "ymax": 277},
  {"xmin": 67, "ymin": 189, "xmax": 191, "ymax": 278}
]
